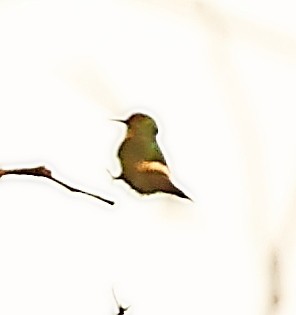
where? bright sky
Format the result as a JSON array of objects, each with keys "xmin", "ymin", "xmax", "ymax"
[{"xmin": 0, "ymin": 0, "xmax": 296, "ymax": 314}]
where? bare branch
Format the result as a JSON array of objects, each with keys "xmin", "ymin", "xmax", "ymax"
[{"xmin": 0, "ymin": 166, "xmax": 114, "ymax": 205}]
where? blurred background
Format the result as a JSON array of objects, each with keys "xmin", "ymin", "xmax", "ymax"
[{"xmin": 0, "ymin": 0, "xmax": 296, "ymax": 314}]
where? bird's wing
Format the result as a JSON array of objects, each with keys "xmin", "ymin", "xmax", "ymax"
[{"xmin": 151, "ymin": 141, "xmax": 167, "ymax": 165}]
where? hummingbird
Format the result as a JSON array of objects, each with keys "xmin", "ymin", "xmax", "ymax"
[{"xmin": 113, "ymin": 113, "xmax": 191, "ymax": 200}]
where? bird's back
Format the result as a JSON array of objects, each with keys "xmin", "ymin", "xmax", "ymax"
[{"xmin": 118, "ymin": 135, "xmax": 166, "ymax": 169}]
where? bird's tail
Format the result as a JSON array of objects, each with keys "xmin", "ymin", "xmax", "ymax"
[{"xmin": 171, "ymin": 185, "xmax": 192, "ymax": 201}]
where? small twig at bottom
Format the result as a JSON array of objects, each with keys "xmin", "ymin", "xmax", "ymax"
[
  {"xmin": 113, "ymin": 288, "xmax": 130, "ymax": 315},
  {"xmin": 0, "ymin": 166, "xmax": 114, "ymax": 205}
]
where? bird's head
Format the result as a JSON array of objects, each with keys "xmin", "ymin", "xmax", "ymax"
[{"xmin": 113, "ymin": 113, "xmax": 158, "ymax": 136}]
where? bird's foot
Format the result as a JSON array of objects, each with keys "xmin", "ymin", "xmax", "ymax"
[{"xmin": 106, "ymin": 169, "xmax": 123, "ymax": 180}]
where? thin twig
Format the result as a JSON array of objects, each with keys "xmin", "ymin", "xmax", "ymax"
[
  {"xmin": 0, "ymin": 166, "xmax": 114, "ymax": 205},
  {"xmin": 112, "ymin": 288, "xmax": 130, "ymax": 315}
]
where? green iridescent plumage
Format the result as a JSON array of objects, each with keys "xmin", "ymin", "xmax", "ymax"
[{"xmin": 114, "ymin": 113, "xmax": 190, "ymax": 199}]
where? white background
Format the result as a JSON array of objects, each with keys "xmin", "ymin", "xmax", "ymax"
[{"xmin": 0, "ymin": 0, "xmax": 296, "ymax": 314}]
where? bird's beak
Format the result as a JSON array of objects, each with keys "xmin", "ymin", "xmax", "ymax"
[{"xmin": 111, "ymin": 119, "xmax": 127, "ymax": 124}]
